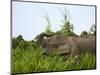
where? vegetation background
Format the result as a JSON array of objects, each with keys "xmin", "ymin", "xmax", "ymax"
[{"xmin": 12, "ymin": 9, "xmax": 96, "ymax": 74}]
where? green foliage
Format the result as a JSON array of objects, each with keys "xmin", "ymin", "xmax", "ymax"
[
  {"xmin": 45, "ymin": 24, "xmax": 54, "ymax": 34},
  {"xmin": 80, "ymin": 31, "xmax": 88, "ymax": 36},
  {"xmin": 80, "ymin": 25, "xmax": 96, "ymax": 37},
  {"xmin": 43, "ymin": 13, "xmax": 54, "ymax": 34},
  {"xmin": 12, "ymin": 37, "xmax": 96, "ymax": 74},
  {"xmin": 12, "ymin": 35, "xmax": 24, "ymax": 49},
  {"xmin": 56, "ymin": 8, "xmax": 77, "ymax": 36},
  {"xmin": 42, "ymin": 9, "xmax": 78, "ymax": 36},
  {"xmin": 12, "ymin": 48, "xmax": 96, "ymax": 74},
  {"xmin": 12, "ymin": 35, "xmax": 38, "ymax": 50},
  {"xmin": 61, "ymin": 21, "xmax": 74, "ymax": 36}
]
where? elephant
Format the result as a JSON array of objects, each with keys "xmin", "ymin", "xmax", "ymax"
[{"xmin": 35, "ymin": 33, "xmax": 96, "ymax": 57}]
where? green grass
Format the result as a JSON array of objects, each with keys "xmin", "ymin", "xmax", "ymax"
[{"xmin": 12, "ymin": 45, "xmax": 96, "ymax": 74}]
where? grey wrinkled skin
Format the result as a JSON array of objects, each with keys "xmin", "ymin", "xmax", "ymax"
[{"xmin": 35, "ymin": 33, "xmax": 96, "ymax": 57}]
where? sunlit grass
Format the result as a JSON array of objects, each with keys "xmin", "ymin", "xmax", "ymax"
[{"xmin": 12, "ymin": 46, "xmax": 96, "ymax": 74}]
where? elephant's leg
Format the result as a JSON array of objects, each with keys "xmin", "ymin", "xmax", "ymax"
[
  {"xmin": 57, "ymin": 44, "xmax": 71, "ymax": 60},
  {"xmin": 70, "ymin": 46, "xmax": 81, "ymax": 64},
  {"xmin": 58, "ymin": 44, "xmax": 71, "ymax": 54}
]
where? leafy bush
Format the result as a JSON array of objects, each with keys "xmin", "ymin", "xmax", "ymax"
[
  {"xmin": 80, "ymin": 31, "xmax": 88, "ymax": 37},
  {"xmin": 43, "ymin": 13, "xmax": 54, "ymax": 34}
]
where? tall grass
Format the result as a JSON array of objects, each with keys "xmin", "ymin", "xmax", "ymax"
[{"xmin": 12, "ymin": 46, "xmax": 96, "ymax": 74}]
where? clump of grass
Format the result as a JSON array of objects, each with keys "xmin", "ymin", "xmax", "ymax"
[{"xmin": 12, "ymin": 46, "xmax": 96, "ymax": 74}]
